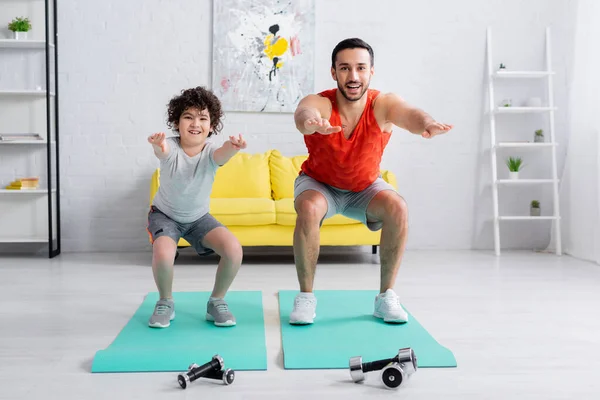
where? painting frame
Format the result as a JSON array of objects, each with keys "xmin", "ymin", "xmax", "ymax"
[{"xmin": 211, "ymin": 0, "xmax": 315, "ymax": 113}]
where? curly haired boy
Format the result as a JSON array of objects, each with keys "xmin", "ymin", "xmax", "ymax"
[{"xmin": 146, "ymin": 86, "xmax": 247, "ymax": 328}]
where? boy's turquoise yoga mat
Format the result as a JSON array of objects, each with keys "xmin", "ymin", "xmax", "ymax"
[
  {"xmin": 278, "ymin": 290, "xmax": 456, "ymax": 369},
  {"xmin": 92, "ymin": 291, "xmax": 267, "ymax": 372}
]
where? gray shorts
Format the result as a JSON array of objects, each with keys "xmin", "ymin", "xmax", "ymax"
[
  {"xmin": 146, "ymin": 206, "xmax": 225, "ymax": 256},
  {"xmin": 293, "ymin": 172, "xmax": 398, "ymax": 231}
]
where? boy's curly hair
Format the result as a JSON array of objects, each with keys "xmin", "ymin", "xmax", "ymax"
[{"xmin": 167, "ymin": 86, "xmax": 224, "ymax": 137}]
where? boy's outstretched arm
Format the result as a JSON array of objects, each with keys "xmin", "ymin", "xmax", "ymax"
[
  {"xmin": 213, "ymin": 134, "xmax": 247, "ymax": 166},
  {"xmin": 148, "ymin": 132, "xmax": 170, "ymax": 159}
]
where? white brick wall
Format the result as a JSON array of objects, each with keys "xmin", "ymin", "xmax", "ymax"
[{"xmin": 50, "ymin": 0, "xmax": 577, "ymax": 252}]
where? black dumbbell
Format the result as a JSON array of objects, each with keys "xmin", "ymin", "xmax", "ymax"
[
  {"xmin": 204, "ymin": 367, "xmax": 235, "ymax": 385},
  {"xmin": 177, "ymin": 355, "xmax": 224, "ymax": 389},
  {"xmin": 349, "ymin": 347, "xmax": 417, "ymax": 386}
]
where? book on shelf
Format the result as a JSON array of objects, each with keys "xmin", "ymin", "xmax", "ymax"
[
  {"xmin": 4, "ymin": 177, "xmax": 40, "ymax": 190},
  {"xmin": 0, "ymin": 133, "xmax": 43, "ymax": 141}
]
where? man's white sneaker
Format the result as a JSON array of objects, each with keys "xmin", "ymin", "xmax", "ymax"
[
  {"xmin": 289, "ymin": 292, "xmax": 317, "ymax": 325},
  {"xmin": 374, "ymin": 289, "xmax": 408, "ymax": 323}
]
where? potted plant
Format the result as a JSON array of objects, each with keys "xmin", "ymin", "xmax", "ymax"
[
  {"xmin": 530, "ymin": 200, "xmax": 540, "ymax": 216},
  {"xmin": 499, "ymin": 63, "xmax": 506, "ymax": 70},
  {"xmin": 8, "ymin": 17, "xmax": 32, "ymax": 40},
  {"xmin": 534, "ymin": 129, "xmax": 544, "ymax": 143},
  {"xmin": 506, "ymin": 156, "xmax": 523, "ymax": 179}
]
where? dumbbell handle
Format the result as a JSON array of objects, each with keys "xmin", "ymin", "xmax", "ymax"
[
  {"xmin": 362, "ymin": 357, "xmax": 397, "ymax": 373},
  {"xmin": 188, "ymin": 359, "xmax": 221, "ymax": 381}
]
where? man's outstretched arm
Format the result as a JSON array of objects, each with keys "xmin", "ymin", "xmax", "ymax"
[
  {"xmin": 294, "ymin": 95, "xmax": 341, "ymax": 135},
  {"xmin": 379, "ymin": 93, "xmax": 453, "ymax": 138}
]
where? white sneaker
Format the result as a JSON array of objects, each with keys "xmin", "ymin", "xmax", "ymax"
[
  {"xmin": 289, "ymin": 292, "xmax": 317, "ymax": 325},
  {"xmin": 374, "ymin": 289, "xmax": 408, "ymax": 323}
]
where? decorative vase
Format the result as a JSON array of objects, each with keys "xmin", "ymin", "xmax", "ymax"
[
  {"xmin": 534, "ymin": 135, "xmax": 544, "ymax": 143},
  {"xmin": 509, "ymin": 171, "xmax": 519, "ymax": 180},
  {"xmin": 530, "ymin": 207, "xmax": 541, "ymax": 217},
  {"xmin": 13, "ymin": 31, "xmax": 28, "ymax": 40}
]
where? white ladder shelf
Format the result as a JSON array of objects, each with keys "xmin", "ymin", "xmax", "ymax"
[{"xmin": 486, "ymin": 27, "xmax": 562, "ymax": 256}]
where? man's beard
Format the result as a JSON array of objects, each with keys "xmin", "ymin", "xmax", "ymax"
[{"xmin": 337, "ymin": 80, "xmax": 369, "ymax": 102}]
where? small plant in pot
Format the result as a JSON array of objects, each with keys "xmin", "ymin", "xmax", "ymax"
[
  {"xmin": 8, "ymin": 17, "xmax": 32, "ymax": 40},
  {"xmin": 506, "ymin": 156, "xmax": 523, "ymax": 179},
  {"xmin": 530, "ymin": 200, "xmax": 540, "ymax": 216},
  {"xmin": 534, "ymin": 129, "xmax": 544, "ymax": 143}
]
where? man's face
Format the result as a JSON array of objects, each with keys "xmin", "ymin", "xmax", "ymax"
[
  {"xmin": 331, "ymin": 48, "xmax": 373, "ymax": 102},
  {"xmin": 175, "ymin": 107, "xmax": 211, "ymax": 145}
]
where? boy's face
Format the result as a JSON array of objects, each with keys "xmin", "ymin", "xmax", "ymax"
[{"xmin": 176, "ymin": 107, "xmax": 211, "ymax": 145}]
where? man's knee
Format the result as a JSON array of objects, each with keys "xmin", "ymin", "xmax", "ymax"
[
  {"xmin": 379, "ymin": 192, "xmax": 408, "ymax": 225},
  {"xmin": 389, "ymin": 195, "xmax": 408, "ymax": 224},
  {"xmin": 295, "ymin": 191, "xmax": 327, "ymax": 224}
]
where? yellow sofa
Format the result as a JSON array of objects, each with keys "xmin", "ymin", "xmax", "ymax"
[{"xmin": 149, "ymin": 149, "xmax": 397, "ymax": 251}]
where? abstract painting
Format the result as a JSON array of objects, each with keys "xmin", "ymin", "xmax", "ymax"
[{"xmin": 212, "ymin": 0, "xmax": 315, "ymax": 113}]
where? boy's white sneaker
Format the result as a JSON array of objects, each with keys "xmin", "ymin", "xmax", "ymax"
[
  {"xmin": 373, "ymin": 289, "xmax": 408, "ymax": 323},
  {"xmin": 289, "ymin": 292, "xmax": 317, "ymax": 325}
]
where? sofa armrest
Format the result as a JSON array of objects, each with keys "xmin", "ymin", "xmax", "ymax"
[
  {"xmin": 381, "ymin": 170, "xmax": 398, "ymax": 190},
  {"xmin": 150, "ymin": 168, "xmax": 160, "ymax": 206}
]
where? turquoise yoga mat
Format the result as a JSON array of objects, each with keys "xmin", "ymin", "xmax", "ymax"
[
  {"xmin": 91, "ymin": 291, "xmax": 267, "ymax": 372},
  {"xmin": 278, "ymin": 290, "xmax": 456, "ymax": 369}
]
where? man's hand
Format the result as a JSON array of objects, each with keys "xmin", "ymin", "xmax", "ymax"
[
  {"xmin": 148, "ymin": 132, "xmax": 167, "ymax": 152},
  {"xmin": 422, "ymin": 122, "xmax": 453, "ymax": 139},
  {"xmin": 304, "ymin": 118, "xmax": 342, "ymax": 135},
  {"xmin": 224, "ymin": 134, "xmax": 247, "ymax": 150}
]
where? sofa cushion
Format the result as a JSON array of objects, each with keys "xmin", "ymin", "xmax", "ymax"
[
  {"xmin": 269, "ymin": 150, "xmax": 308, "ymax": 200},
  {"xmin": 211, "ymin": 151, "xmax": 272, "ymax": 198},
  {"xmin": 211, "ymin": 198, "xmax": 276, "ymax": 226},
  {"xmin": 274, "ymin": 198, "xmax": 360, "ymax": 226}
]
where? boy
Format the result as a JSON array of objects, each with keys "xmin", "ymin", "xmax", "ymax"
[{"xmin": 146, "ymin": 86, "xmax": 246, "ymax": 328}]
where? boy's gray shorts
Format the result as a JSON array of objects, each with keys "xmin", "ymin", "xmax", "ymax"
[
  {"xmin": 147, "ymin": 206, "xmax": 224, "ymax": 256},
  {"xmin": 293, "ymin": 172, "xmax": 398, "ymax": 231}
]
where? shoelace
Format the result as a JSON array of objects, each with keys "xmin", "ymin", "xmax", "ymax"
[
  {"xmin": 155, "ymin": 304, "xmax": 171, "ymax": 315},
  {"xmin": 215, "ymin": 303, "xmax": 230, "ymax": 314},
  {"xmin": 295, "ymin": 297, "xmax": 315, "ymax": 308},
  {"xmin": 383, "ymin": 295, "xmax": 400, "ymax": 308}
]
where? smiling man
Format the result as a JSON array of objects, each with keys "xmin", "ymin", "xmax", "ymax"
[{"xmin": 289, "ymin": 38, "xmax": 453, "ymax": 325}]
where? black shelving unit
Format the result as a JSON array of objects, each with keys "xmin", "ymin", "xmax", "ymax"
[
  {"xmin": 45, "ymin": 0, "xmax": 60, "ymax": 258},
  {"xmin": 0, "ymin": 0, "xmax": 60, "ymax": 258}
]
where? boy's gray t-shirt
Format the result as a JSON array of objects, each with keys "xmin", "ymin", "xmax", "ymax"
[{"xmin": 152, "ymin": 137, "xmax": 220, "ymax": 223}]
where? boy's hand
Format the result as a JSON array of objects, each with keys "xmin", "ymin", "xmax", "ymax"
[
  {"xmin": 148, "ymin": 132, "xmax": 167, "ymax": 152},
  {"xmin": 227, "ymin": 134, "xmax": 247, "ymax": 150}
]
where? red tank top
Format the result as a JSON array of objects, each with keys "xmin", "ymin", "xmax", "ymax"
[{"xmin": 300, "ymin": 88, "xmax": 392, "ymax": 192}]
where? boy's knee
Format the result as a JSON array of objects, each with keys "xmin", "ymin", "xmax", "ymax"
[
  {"xmin": 153, "ymin": 236, "xmax": 177, "ymax": 263},
  {"xmin": 221, "ymin": 240, "xmax": 243, "ymax": 264}
]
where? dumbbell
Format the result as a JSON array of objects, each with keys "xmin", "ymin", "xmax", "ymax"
[
  {"xmin": 177, "ymin": 355, "xmax": 224, "ymax": 389},
  {"xmin": 380, "ymin": 362, "xmax": 408, "ymax": 389},
  {"xmin": 204, "ymin": 367, "xmax": 235, "ymax": 385},
  {"xmin": 349, "ymin": 347, "xmax": 417, "ymax": 388}
]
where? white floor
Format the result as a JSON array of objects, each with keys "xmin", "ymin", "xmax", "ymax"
[{"xmin": 1, "ymin": 248, "xmax": 599, "ymax": 400}]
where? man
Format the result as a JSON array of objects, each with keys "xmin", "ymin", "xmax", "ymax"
[{"xmin": 290, "ymin": 38, "xmax": 453, "ymax": 325}]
